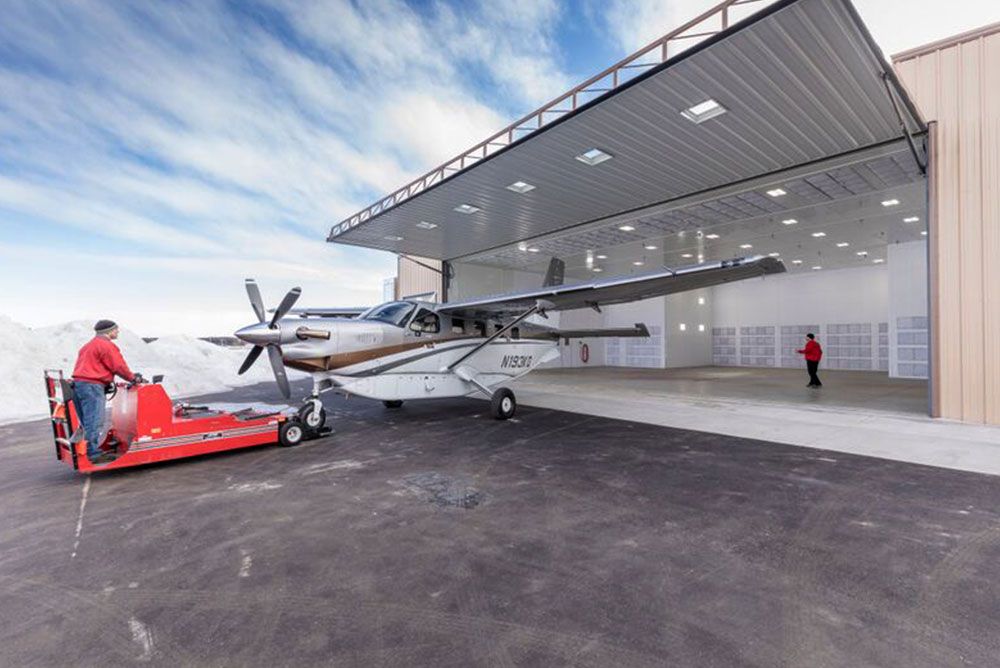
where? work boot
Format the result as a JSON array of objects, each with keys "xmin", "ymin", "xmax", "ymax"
[{"xmin": 90, "ymin": 452, "xmax": 116, "ymax": 465}]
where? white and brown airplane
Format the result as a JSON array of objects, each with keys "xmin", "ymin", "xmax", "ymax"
[{"xmin": 234, "ymin": 255, "xmax": 784, "ymax": 432}]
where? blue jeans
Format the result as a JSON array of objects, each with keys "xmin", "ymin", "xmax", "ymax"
[{"xmin": 73, "ymin": 381, "xmax": 107, "ymax": 458}]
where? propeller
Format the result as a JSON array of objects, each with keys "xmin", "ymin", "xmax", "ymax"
[{"xmin": 236, "ymin": 279, "xmax": 301, "ymax": 398}]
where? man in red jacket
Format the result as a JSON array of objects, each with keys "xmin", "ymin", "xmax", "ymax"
[
  {"xmin": 797, "ymin": 333, "xmax": 823, "ymax": 388},
  {"xmin": 72, "ymin": 320, "xmax": 141, "ymax": 463}
]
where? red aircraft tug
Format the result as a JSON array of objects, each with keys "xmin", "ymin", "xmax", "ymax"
[{"xmin": 45, "ymin": 370, "xmax": 310, "ymax": 472}]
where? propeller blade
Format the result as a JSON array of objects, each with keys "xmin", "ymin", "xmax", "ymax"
[
  {"xmin": 238, "ymin": 345, "xmax": 264, "ymax": 375},
  {"xmin": 269, "ymin": 287, "xmax": 302, "ymax": 328},
  {"xmin": 267, "ymin": 344, "xmax": 291, "ymax": 398},
  {"xmin": 245, "ymin": 279, "xmax": 266, "ymax": 323}
]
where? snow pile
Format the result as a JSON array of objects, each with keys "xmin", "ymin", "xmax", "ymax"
[{"xmin": 0, "ymin": 316, "xmax": 293, "ymax": 424}]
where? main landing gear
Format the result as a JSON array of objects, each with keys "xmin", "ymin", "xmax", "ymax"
[{"xmin": 490, "ymin": 387, "xmax": 516, "ymax": 420}]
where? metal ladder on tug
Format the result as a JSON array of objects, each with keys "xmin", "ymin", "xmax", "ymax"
[{"xmin": 44, "ymin": 369, "xmax": 81, "ymax": 469}]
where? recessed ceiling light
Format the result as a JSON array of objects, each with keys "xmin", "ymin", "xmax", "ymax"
[
  {"xmin": 856, "ymin": 251, "xmax": 868, "ymax": 257},
  {"xmin": 633, "ymin": 261, "xmax": 644, "ymax": 266},
  {"xmin": 740, "ymin": 244, "xmax": 753, "ymax": 249},
  {"xmin": 873, "ymin": 258, "xmax": 885, "ymax": 264},
  {"xmin": 643, "ymin": 244, "xmax": 658, "ymax": 250},
  {"xmin": 454, "ymin": 203, "xmax": 480, "ymax": 214},
  {"xmin": 921, "ymin": 230, "xmax": 928, "ymax": 236},
  {"xmin": 881, "ymin": 199, "xmax": 900, "ymax": 207},
  {"xmin": 416, "ymin": 221, "xmax": 437, "ymax": 229},
  {"xmin": 767, "ymin": 188, "xmax": 787, "ymax": 198},
  {"xmin": 705, "ymin": 233, "xmax": 720, "ymax": 240},
  {"xmin": 768, "ymin": 252, "xmax": 780, "ymax": 257},
  {"xmin": 697, "ymin": 254, "xmax": 704, "ymax": 262},
  {"xmin": 383, "ymin": 235, "xmax": 404, "ymax": 241},
  {"xmin": 812, "ymin": 266, "xmax": 822, "ymax": 271},
  {"xmin": 678, "ymin": 323, "xmax": 687, "ymax": 331},
  {"xmin": 792, "ymin": 260, "xmax": 803, "ymax": 265},
  {"xmin": 593, "ymin": 267, "xmax": 603, "ymax": 272},
  {"xmin": 596, "ymin": 254, "xmax": 608, "ymax": 260},
  {"xmin": 698, "ymin": 297, "xmax": 706, "ymax": 305},
  {"xmin": 507, "ymin": 181, "xmax": 535, "ymax": 193},
  {"xmin": 681, "ymin": 99, "xmax": 727, "ymax": 124},
  {"xmin": 836, "ymin": 242, "xmax": 849, "ymax": 248},
  {"xmin": 527, "ymin": 247, "xmax": 540, "ymax": 253},
  {"xmin": 811, "ymin": 232, "xmax": 826, "ymax": 238},
  {"xmin": 698, "ymin": 324, "xmax": 706, "ymax": 332},
  {"xmin": 782, "ymin": 219, "xmax": 798, "ymax": 226},
  {"xmin": 681, "ymin": 253, "xmax": 694, "ymax": 259},
  {"xmin": 619, "ymin": 225, "xmax": 635, "ymax": 232},
  {"xmin": 576, "ymin": 148, "xmax": 613, "ymax": 166},
  {"xmin": 517, "ymin": 243, "xmax": 528, "ymax": 251},
  {"xmin": 904, "ymin": 216, "xmax": 920, "ymax": 223}
]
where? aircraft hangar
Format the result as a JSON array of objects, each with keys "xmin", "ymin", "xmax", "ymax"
[{"xmin": 329, "ymin": 0, "xmax": 1000, "ymax": 428}]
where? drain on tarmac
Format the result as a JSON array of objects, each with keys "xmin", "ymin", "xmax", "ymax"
[{"xmin": 402, "ymin": 472, "xmax": 486, "ymax": 509}]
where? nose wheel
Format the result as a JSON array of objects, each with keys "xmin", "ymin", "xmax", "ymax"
[{"xmin": 298, "ymin": 399, "xmax": 327, "ymax": 435}]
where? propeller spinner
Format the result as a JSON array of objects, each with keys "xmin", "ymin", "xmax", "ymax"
[{"xmin": 235, "ymin": 279, "xmax": 301, "ymax": 398}]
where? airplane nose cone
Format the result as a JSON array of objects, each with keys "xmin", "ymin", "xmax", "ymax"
[{"xmin": 234, "ymin": 323, "xmax": 279, "ymax": 346}]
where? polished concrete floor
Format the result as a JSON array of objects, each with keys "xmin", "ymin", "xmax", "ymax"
[
  {"xmin": 512, "ymin": 366, "xmax": 1000, "ymax": 477},
  {"xmin": 2, "ymin": 380, "xmax": 1000, "ymax": 667},
  {"xmin": 527, "ymin": 366, "xmax": 929, "ymax": 415}
]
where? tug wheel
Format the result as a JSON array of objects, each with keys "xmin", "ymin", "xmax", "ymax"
[
  {"xmin": 383, "ymin": 400, "xmax": 404, "ymax": 409},
  {"xmin": 298, "ymin": 401, "xmax": 327, "ymax": 433},
  {"xmin": 491, "ymin": 388, "xmax": 516, "ymax": 420},
  {"xmin": 278, "ymin": 420, "xmax": 305, "ymax": 447}
]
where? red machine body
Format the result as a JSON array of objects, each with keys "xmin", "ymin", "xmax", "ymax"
[{"xmin": 45, "ymin": 370, "xmax": 290, "ymax": 472}]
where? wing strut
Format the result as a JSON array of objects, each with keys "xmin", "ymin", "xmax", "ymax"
[{"xmin": 444, "ymin": 304, "xmax": 541, "ymax": 372}]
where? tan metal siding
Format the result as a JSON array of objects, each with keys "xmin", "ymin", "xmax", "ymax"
[
  {"xmin": 397, "ymin": 256, "xmax": 443, "ymax": 301},
  {"xmin": 895, "ymin": 26, "xmax": 1000, "ymax": 424}
]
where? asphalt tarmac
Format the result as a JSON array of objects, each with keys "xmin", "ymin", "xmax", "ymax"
[{"xmin": 1, "ymin": 380, "xmax": 998, "ymax": 667}]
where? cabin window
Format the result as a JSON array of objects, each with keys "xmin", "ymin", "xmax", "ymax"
[{"xmin": 409, "ymin": 308, "xmax": 440, "ymax": 334}]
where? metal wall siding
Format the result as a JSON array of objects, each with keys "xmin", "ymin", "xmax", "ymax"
[
  {"xmin": 337, "ymin": 0, "xmax": 916, "ymax": 260},
  {"xmin": 397, "ymin": 256, "xmax": 442, "ymax": 302},
  {"xmin": 895, "ymin": 27, "xmax": 1000, "ymax": 425}
]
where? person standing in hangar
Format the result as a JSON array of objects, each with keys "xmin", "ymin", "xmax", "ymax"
[{"xmin": 797, "ymin": 333, "xmax": 823, "ymax": 388}]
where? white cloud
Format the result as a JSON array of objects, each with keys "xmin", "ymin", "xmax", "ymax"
[{"xmin": 0, "ymin": 0, "xmax": 578, "ymax": 334}]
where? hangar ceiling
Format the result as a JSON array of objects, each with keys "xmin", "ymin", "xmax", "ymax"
[
  {"xmin": 329, "ymin": 0, "xmax": 925, "ymax": 262},
  {"xmin": 460, "ymin": 140, "xmax": 927, "ymax": 278}
]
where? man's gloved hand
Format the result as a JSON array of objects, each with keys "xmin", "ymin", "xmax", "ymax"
[{"xmin": 132, "ymin": 372, "xmax": 145, "ymax": 384}]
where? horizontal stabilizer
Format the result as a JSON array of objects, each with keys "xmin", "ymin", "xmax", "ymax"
[{"xmin": 545, "ymin": 323, "xmax": 649, "ymax": 340}]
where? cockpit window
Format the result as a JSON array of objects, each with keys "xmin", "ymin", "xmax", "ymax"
[{"xmin": 359, "ymin": 301, "xmax": 415, "ymax": 327}]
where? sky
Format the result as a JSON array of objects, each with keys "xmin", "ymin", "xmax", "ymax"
[{"xmin": 1, "ymin": 0, "xmax": 997, "ymax": 337}]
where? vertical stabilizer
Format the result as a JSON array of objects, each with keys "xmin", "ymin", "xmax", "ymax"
[{"xmin": 543, "ymin": 258, "xmax": 565, "ymax": 287}]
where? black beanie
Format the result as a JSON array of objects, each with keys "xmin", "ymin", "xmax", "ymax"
[{"xmin": 94, "ymin": 319, "xmax": 117, "ymax": 333}]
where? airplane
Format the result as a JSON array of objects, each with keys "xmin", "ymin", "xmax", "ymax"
[{"xmin": 233, "ymin": 255, "xmax": 785, "ymax": 434}]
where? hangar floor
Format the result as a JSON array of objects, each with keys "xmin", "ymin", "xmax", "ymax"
[
  {"xmin": 527, "ymin": 366, "xmax": 928, "ymax": 415},
  {"xmin": 513, "ymin": 367, "xmax": 1000, "ymax": 476},
  {"xmin": 2, "ymin": 380, "xmax": 999, "ymax": 667}
]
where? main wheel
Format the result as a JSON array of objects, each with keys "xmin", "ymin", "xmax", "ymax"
[
  {"xmin": 278, "ymin": 420, "xmax": 305, "ymax": 447},
  {"xmin": 299, "ymin": 401, "xmax": 327, "ymax": 433},
  {"xmin": 383, "ymin": 400, "xmax": 404, "ymax": 409},
  {"xmin": 490, "ymin": 388, "xmax": 516, "ymax": 420}
]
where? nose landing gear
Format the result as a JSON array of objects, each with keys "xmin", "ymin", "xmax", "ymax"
[{"xmin": 298, "ymin": 398, "xmax": 329, "ymax": 437}]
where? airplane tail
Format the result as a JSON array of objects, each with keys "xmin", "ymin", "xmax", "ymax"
[{"xmin": 543, "ymin": 258, "xmax": 565, "ymax": 287}]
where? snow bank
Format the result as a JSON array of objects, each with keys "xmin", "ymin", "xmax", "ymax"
[{"xmin": 0, "ymin": 316, "xmax": 293, "ymax": 425}]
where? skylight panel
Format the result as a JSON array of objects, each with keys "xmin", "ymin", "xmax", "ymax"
[
  {"xmin": 681, "ymin": 99, "xmax": 727, "ymax": 124},
  {"xmin": 575, "ymin": 148, "xmax": 613, "ymax": 166}
]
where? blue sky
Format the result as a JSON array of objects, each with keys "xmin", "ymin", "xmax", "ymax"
[{"xmin": 2, "ymin": 0, "xmax": 997, "ymax": 336}]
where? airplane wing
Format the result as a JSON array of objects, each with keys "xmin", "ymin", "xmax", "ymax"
[
  {"xmin": 271, "ymin": 307, "xmax": 368, "ymax": 318},
  {"xmin": 438, "ymin": 256, "xmax": 785, "ymax": 320}
]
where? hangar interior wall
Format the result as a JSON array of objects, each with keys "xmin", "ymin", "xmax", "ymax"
[
  {"xmin": 895, "ymin": 23, "xmax": 1000, "ymax": 424},
  {"xmin": 451, "ymin": 247, "xmax": 927, "ymax": 379}
]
